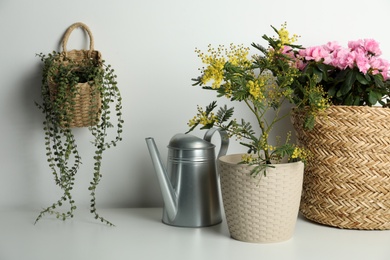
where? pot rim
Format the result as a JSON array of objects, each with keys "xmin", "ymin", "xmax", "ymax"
[{"xmin": 218, "ymin": 153, "xmax": 304, "ymax": 167}]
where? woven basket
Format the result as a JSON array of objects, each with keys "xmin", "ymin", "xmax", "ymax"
[
  {"xmin": 218, "ymin": 154, "xmax": 304, "ymax": 243},
  {"xmin": 291, "ymin": 106, "xmax": 390, "ymax": 230},
  {"xmin": 48, "ymin": 22, "xmax": 102, "ymax": 128}
]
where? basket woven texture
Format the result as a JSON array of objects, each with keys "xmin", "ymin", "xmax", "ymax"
[
  {"xmin": 218, "ymin": 154, "xmax": 304, "ymax": 243},
  {"xmin": 48, "ymin": 22, "xmax": 102, "ymax": 128},
  {"xmin": 291, "ymin": 106, "xmax": 390, "ymax": 230}
]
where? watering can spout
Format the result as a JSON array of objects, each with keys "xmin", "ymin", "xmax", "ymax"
[{"xmin": 145, "ymin": 137, "xmax": 178, "ymax": 221}]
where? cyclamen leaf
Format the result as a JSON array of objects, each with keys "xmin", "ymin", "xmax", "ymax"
[
  {"xmin": 368, "ymin": 90, "xmax": 382, "ymax": 105},
  {"xmin": 340, "ymin": 82, "xmax": 351, "ymax": 96},
  {"xmin": 341, "ymin": 70, "xmax": 356, "ymax": 95},
  {"xmin": 344, "ymin": 93, "xmax": 354, "ymax": 105},
  {"xmin": 368, "ymin": 90, "xmax": 376, "ymax": 105},
  {"xmin": 356, "ymin": 73, "xmax": 369, "ymax": 85},
  {"xmin": 373, "ymin": 74, "xmax": 384, "ymax": 88},
  {"xmin": 328, "ymin": 86, "xmax": 336, "ymax": 98}
]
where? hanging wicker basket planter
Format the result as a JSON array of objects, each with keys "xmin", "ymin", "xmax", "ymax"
[
  {"xmin": 47, "ymin": 22, "xmax": 102, "ymax": 128},
  {"xmin": 291, "ymin": 106, "xmax": 390, "ymax": 230}
]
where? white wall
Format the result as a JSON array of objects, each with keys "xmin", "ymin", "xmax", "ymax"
[{"xmin": 1, "ymin": 0, "xmax": 389, "ymax": 210}]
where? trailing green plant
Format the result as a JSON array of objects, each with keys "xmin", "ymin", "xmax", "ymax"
[{"xmin": 35, "ymin": 51, "xmax": 124, "ymax": 226}]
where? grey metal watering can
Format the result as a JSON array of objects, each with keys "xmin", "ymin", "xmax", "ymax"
[{"xmin": 145, "ymin": 128, "xmax": 229, "ymax": 227}]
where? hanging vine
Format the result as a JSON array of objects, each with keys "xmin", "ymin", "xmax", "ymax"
[{"xmin": 35, "ymin": 51, "xmax": 124, "ymax": 226}]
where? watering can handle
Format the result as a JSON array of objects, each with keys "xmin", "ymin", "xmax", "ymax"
[{"xmin": 203, "ymin": 128, "xmax": 229, "ymax": 159}]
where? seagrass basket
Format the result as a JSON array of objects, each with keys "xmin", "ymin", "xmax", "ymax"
[
  {"xmin": 48, "ymin": 22, "xmax": 102, "ymax": 128},
  {"xmin": 291, "ymin": 106, "xmax": 390, "ymax": 230},
  {"xmin": 218, "ymin": 154, "xmax": 304, "ymax": 243}
]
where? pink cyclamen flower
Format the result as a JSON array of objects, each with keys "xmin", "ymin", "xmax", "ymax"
[
  {"xmin": 300, "ymin": 38, "xmax": 389, "ymax": 80},
  {"xmin": 348, "ymin": 39, "xmax": 364, "ymax": 51},
  {"xmin": 370, "ymin": 57, "xmax": 390, "ymax": 80},
  {"xmin": 364, "ymin": 39, "xmax": 382, "ymax": 56},
  {"xmin": 281, "ymin": 45, "xmax": 301, "ymax": 69},
  {"xmin": 281, "ymin": 46, "xmax": 295, "ymax": 59},
  {"xmin": 324, "ymin": 41, "xmax": 341, "ymax": 52},
  {"xmin": 300, "ymin": 46, "xmax": 330, "ymax": 62},
  {"xmin": 281, "ymin": 45, "xmax": 292, "ymax": 54},
  {"xmin": 330, "ymin": 47, "xmax": 352, "ymax": 69},
  {"xmin": 354, "ymin": 49, "xmax": 371, "ymax": 74},
  {"xmin": 349, "ymin": 39, "xmax": 382, "ymax": 56}
]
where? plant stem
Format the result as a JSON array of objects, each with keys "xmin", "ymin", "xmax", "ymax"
[
  {"xmin": 266, "ymin": 97, "xmax": 290, "ymax": 134},
  {"xmin": 244, "ymin": 99, "xmax": 271, "ymax": 163},
  {"xmin": 88, "ymin": 79, "xmax": 116, "ymax": 226}
]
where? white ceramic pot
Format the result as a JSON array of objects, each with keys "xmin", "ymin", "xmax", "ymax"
[{"xmin": 218, "ymin": 154, "xmax": 304, "ymax": 243}]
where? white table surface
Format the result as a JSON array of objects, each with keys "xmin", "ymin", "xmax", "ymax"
[{"xmin": 1, "ymin": 208, "xmax": 389, "ymax": 260}]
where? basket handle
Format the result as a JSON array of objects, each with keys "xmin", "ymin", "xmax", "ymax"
[{"xmin": 61, "ymin": 22, "xmax": 95, "ymax": 55}]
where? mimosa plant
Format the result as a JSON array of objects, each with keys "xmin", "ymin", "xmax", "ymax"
[{"xmin": 187, "ymin": 24, "xmax": 328, "ymax": 176}]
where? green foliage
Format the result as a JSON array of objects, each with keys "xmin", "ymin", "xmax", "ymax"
[
  {"xmin": 187, "ymin": 24, "xmax": 313, "ymax": 176},
  {"xmin": 34, "ymin": 52, "xmax": 123, "ymax": 226},
  {"xmin": 297, "ymin": 60, "xmax": 390, "ymax": 107}
]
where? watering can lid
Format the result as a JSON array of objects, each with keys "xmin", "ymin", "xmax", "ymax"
[{"xmin": 168, "ymin": 133, "xmax": 215, "ymax": 150}]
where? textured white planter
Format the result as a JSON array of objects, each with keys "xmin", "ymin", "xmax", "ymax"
[{"xmin": 218, "ymin": 154, "xmax": 304, "ymax": 243}]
